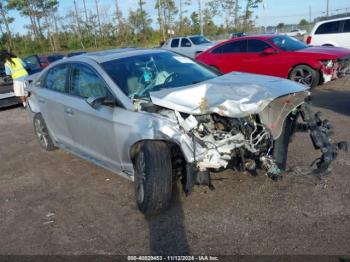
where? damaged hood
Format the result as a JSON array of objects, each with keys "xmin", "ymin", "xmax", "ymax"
[{"xmin": 150, "ymin": 72, "xmax": 309, "ymax": 117}]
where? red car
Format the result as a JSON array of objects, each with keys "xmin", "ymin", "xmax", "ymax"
[{"xmin": 196, "ymin": 34, "xmax": 350, "ymax": 88}]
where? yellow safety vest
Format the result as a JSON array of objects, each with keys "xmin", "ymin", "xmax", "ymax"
[{"xmin": 5, "ymin": 57, "xmax": 28, "ymax": 80}]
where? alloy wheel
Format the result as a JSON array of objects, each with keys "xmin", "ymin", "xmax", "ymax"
[
  {"xmin": 291, "ymin": 68, "xmax": 314, "ymax": 87},
  {"xmin": 34, "ymin": 118, "xmax": 49, "ymax": 148}
]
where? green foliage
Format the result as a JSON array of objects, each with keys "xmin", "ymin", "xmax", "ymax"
[
  {"xmin": 299, "ymin": 19, "xmax": 309, "ymax": 27},
  {"xmin": 0, "ymin": 0, "xmax": 264, "ymax": 56},
  {"xmin": 277, "ymin": 22, "xmax": 285, "ymax": 29}
]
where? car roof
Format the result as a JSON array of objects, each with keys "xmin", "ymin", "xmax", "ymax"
[
  {"xmin": 315, "ymin": 16, "xmax": 350, "ymax": 25},
  {"xmin": 62, "ymin": 48, "xmax": 171, "ymax": 64},
  {"xmin": 228, "ymin": 34, "xmax": 279, "ymax": 41},
  {"xmin": 169, "ymin": 35, "xmax": 203, "ymax": 39}
]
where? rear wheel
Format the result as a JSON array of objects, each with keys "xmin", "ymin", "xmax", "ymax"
[
  {"xmin": 289, "ymin": 65, "xmax": 319, "ymax": 88},
  {"xmin": 134, "ymin": 141, "xmax": 173, "ymax": 215},
  {"xmin": 33, "ymin": 113, "xmax": 56, "ymax": 151}
]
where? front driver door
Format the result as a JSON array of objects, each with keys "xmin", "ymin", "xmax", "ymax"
[
  {"xmin": 64, "ymin": 63, "xmax": 122, "ymax": 172},
  {"xmin": 243, "ymin": 39, "xmax": 285, "ymax": 77}
]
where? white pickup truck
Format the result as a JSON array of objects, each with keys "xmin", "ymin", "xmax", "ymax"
[
  {"xmin": 161, "ymin": 35, "xmax": 216, "ymax": 58},
  {"xmin": 286, "ymin": 29, "xmax": 307, "ymax": 37}
]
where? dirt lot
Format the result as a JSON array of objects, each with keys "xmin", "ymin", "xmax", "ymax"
[{"xmin": 0, "ymin": 78, "xmax": 350, "ymax": 257}]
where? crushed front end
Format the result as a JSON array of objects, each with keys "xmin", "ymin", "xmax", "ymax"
[
  {"xmin": 320, "ymin": 55, "xmax": 350, "ymax": 83},
  {"xmin": 150, "ymin": 92, "xmax": 347, "ymax": 192}
]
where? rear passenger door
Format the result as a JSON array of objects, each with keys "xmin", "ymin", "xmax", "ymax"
[
  {"xmin": 64, "ymin": 63, "xmax": 122, "ymax": 171},
  {"xmin": 37, "ymin": 63, "xmax": 74, "ymax": 147},
  {"xmin": 210, "ymin": 40, "xmax": 247, "ymax": 73}
]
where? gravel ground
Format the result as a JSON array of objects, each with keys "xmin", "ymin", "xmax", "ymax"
[{"xmin": 0, "ymin": 77, "xmax": 349, "ymax": 256}]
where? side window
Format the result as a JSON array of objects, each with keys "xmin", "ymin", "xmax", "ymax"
[
  {"xmin": 171, "ymin": 38, "xmax": 179, "ymax": 48},
  {"xmin": 70, "ymin": 64, "xmax": 108, "ymax": 98},
  {"xmin": 247, "ymin": 40, "xmax": 271, "ymax": 52},
  {"xmin": 181, "ymin": 38, "xmax": 192, "ymax": 47},
  {"xmin": 343, "ymin": 19, "xmax": 350, "ymax": 33},
  {"xmin": 212, "ymin": 40, "xmax": 246, "ymax": 54},
  {"xmin": 45, "ymin": 64, "xmax": 69, "ymax": 93},
  {"xmin": 315, "ymin": 21, "xmax": 341, "ymax": 34}
]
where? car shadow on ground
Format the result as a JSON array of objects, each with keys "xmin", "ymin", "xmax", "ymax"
[
  {"xmin": 146, "ymin": 184, "xmax": 190, "ymax": 255},
  {"xmin": 311, "ymin": 88, "xmax": 350, "ymax": 117}
]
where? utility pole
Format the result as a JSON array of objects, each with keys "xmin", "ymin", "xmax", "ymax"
[
  {"xmin": 198, "ymin": 0, "xmax": 203, "ymax": 35},
  {"xmin": 326, "ymin": 0, "xmax": 329, "ymax": 18},
  {"xmin": 309, "ymin": 6, "xmax": 311, "ymax": 23},
  {"xmin": 73, "ymin": 0, "xmax": 85, "ymax": 49}
]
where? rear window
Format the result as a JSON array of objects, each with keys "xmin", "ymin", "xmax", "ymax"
[
  {"xmin": 47, "ymin": 55, "xmax": 64, "ymax": 62},
  {"xmin": 171, "ymin": 39, "xmax": 179, "ymax": 48},
  {"xmin": 212, "ymin": 40, "xmax": 246, "ymax": 54},
  {"xmin": 315, "ymin": 21, "xmax": 341, "ymax": 34},
  {"xmin": 343, "ymin": 19, "xmax": 350, "ymax": 33}
]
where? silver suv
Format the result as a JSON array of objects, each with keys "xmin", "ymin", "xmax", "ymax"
[{"xmin": 26, "ymin": 49, "xmax": 347, "ymax": 215}]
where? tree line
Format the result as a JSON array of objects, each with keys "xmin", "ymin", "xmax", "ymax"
[{"xmin": 0, "ymin": 0, "xmax": 263, "ymax": 56}]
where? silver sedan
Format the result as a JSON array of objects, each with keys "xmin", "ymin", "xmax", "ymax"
[{"xmin": 26, "ymin": 49, "xmax": 346, "ymax": 215}]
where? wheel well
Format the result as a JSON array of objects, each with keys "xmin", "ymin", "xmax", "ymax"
[
  {"xmin": 130, "ymin": 139, "xmax": 187, "ymax": 185},
  {"xmin": 129, "ymin": 140, "xmax": 185, "ymax": 164}
]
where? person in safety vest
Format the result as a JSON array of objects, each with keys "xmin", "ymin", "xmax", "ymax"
[{"xmin": 1, "ymin": 51, "xmax": 29, "ymax": 108}]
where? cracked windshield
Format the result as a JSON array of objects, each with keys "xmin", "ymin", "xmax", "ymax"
[{"xmin": 101, "ymin": 52, "xmax": 218, "ymax": 99}]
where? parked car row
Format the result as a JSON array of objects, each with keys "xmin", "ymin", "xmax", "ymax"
[{"xmin": 161, "ymin": 17, "xmax": 350, "ymax": 89}]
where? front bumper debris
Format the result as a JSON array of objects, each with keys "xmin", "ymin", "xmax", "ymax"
[{"xmin": 298, "ymin": 103, "xmax": 348, "ymax": 175}]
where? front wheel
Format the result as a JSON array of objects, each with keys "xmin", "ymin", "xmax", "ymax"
[
  {"xmin": 134, "ymin": 141, "xmax": 173, "ymax": 215},
  {"xmin": 289, "ymin": 65, "xmax": 319, "ymax": 88}
]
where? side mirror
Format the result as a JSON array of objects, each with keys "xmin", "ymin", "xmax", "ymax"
[
  {"xmin": 185, "ymin": 42, "xmax": 191, "ymax": 47},
  {"xmin": 263, "ymin": 47, "xmax": 277, "ymax": 55},
  {"xmin": 86, "ymin": 96, "xmax": 116, "ymax": 109}
]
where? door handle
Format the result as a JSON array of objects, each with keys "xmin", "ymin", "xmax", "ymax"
[
  {"xmin": 65, "ymin": 107, "xmax": 74, "ymax": 115},
  {"xmin": 38, "ymin": 98, "xmax": 46, "ymax": 104}
]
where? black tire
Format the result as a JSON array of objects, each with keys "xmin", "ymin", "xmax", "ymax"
[
  {"xmin": 134, "ymin": 141, "xmax": 173, "ymax": 215},
  {"xmin": 33, "ymin": 113, "xmax": 56, "ymax": 151},
  {"xmin": 289, "ymin": 65, "xmax": 320, "ymax": 89},
  {"xmin": 273, "ymin": 116, "xmax": 294, "ymax": 170}
]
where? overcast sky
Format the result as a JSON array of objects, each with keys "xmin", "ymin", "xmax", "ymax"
[{"xmin": 9, "ymin": 0, "xmax": 350, "ymax": 34}]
